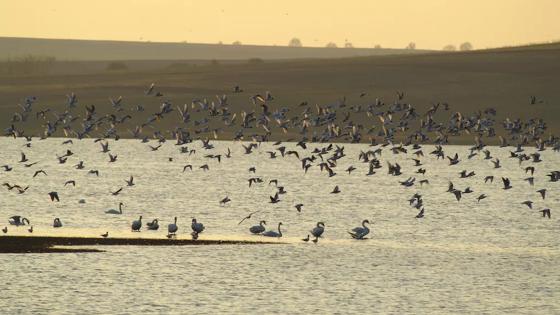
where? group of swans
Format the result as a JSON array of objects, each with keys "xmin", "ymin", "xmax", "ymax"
[
  {"xmin": 248, "ymin": 219, "xmax": 370, "ymax": 240},
  {"xmin": 129, "ymin": 216, "xmax": 205, "ymax": 239}
]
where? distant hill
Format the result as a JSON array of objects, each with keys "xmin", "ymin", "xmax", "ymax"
[{"xmin": 0, "ymin": 37, "xmax": 432, "ymax": 61}]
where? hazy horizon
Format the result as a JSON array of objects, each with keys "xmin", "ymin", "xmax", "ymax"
[{"xmin": 1, "ymin": 0, "xmax": 559, "ymax": 50}]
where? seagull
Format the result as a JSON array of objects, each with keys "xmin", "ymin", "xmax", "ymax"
[
  {"xmin": 269, "ymin": 192, "xmax": 280, "ymax": 203},
  {"xmin": 64, "ymin": 180, "xmax": 76, "ymax": 187},
  {"xmin": 415, "ymin": 208, "xmax": 424, "ymax": 218},
  {"xmin": 539, "ymin": 208, "xmax": 551, "ymax": 219},
  {"xmin": 125, "ymin": 176, "xmax": 134, "ymax": 186},
  {"xmin": 302, "ymin": 235, "xmax": 310, "ymax": 242},
  {"xmin": 502, "ymin": 177, "xmax": 512, "ymax": 190},
  {"xmin": 101, "ymin": 232, "xmax": 109, "ymax": 238},
  {"xmin": 33, "ymin": 170, "xmax": 47, "ymax": 178},
  {"xmin": 537, "ymin": 189, "xmax": 546, "ymax": 200},
  {"xmin": 238, "ymin": 210, "xmax": 263, "ymax": 225},
  {"xmin": 2, "ymin": 226, "xmax": 7, "ymax": 233},
  {"xmin": 48, "ymin": 191, "xmax": 60, "ymax": 202},
  {"xmin": 331, "ymin": 186, "xmax": 341, "ymax": 194},
  {"xmin": 477, "ymin": 194, "xmax": 487, "ymax": 202},
  {"xmin": 294, "ymin": 204, "xmax": 304, "ymax": 212},
  {"xmin": 521, "ymin": 201, "xmax": 533, "ymax": 209},
  {"xmin": 111, "ymin": 187, "xmax": 123, "ymax": 196},
  {"xmin": 220, "ymin": 196, "xmax": 231, "ymax": 205}
]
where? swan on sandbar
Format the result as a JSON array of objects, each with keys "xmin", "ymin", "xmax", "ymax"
[
  {"xmin": 106, "ymin": 202, "xmax": 124, "ymax": 214},
  {"xmin": 9, "ymin": 216, "xmax": 30, "ymax": 226},
  {"xmin": 249, "ymin": 220, "xmax": 266, "ymax": 234},
  {"xmin": 53, "ymin": 218, "xmax": 62, "ymax": 228},
  {"xmin": 147, "ymin": 219, "xmax": 159, "ymax": 230},
  {"xmin": 348, "ymin": 220, "xmax": 370, "ymax": 240},
  {"xmin": 131, "ymin": 216, "xmax": 142, "ymax": 232},
  {"xmin": 262, "ymin": 222, "xmax": 282, "ymax": 237}
]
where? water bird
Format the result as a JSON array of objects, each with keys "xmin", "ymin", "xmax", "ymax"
[
  {"xmin": 537, "ymin": 189, "xmax": 546, "ymax": 199},
  {"xmin": 349, "ymin": 220, "xmax": 370, "ymax": 239},
  {"xmin": 294, "ymin": 203, "xmax": 304, "ymax": 212},
  {"xmin": 540, "ymin": 208, "xmax": 551, "ymax": 218},
  {"xmin": 310, "ymin": 222, "xmax": 325, "ymax": 238},
  {"xmin": 125, "ymin": 176, "xmax": 134, "ymax": 186},
  {"xmin": 147, "ymin": 219, "xmax": 159, "ymax": 230},
  {"xmin": 249, "ymin": 220, "xmax": 267, "ymax": 234},
  {"xmin": 191, "ymin": 218, "xmax": 205, "ymax": 234},
  {"xmin": 521, "ymin": 201, "xmax": 533, "ymax": 209},
  {"xmin": 415, "ymin": 208, "xmax": 424, "ymax": 218},
  {"xmin": 28, "ymin": 226, "xmax": 33, "ymax": 233},
  {"xmin": 477, "ymin": 194, "xmax": 487, "ymax": 202},
  {"xmin": 53, "ymin": 218, "xmax": 62, "ymax": 228},
  {"xmin": 331, "ymin": 185, "xmax": 341, "ymax": 194},
  {"xmin": 302, "ymin": 235, "xmax": 310, "ymax": 242},
  {"xmin": 2, "ymin": 226, "xmax": 7, "ymax": 233},
  {"xmin": 101, "ymin": 232, "xmax": 109, "ymax": 238},
  {"xmin": 64, "ymin": 180, "xmax": 76, "ymax": 187},
  {"xmin": 262, "ymin": 222, "xmax": 283, "ymax": 237},
  {"xmin": 9, "ymin": 216, "xmax": 29, "ymax": 226},
  {"xmin": 502, "ymin": 178, "xmax": 512, "ymax": 190},
  {"xmin": 220, "ymin": 196, "xmax": 231, "ymax": 205},
  {"xmin": 131, "ymin": 216, "xmax": 142, "ymax": 232},
  {"xmin": 48, "ymin": 191, "xmax": 60, "ymax": 202},
  {"xmin": 168, "ymin": 217, "xmax": 178, "ymax": 236},
  {"xmin": 106, "ymin": 202, "xmax": 124, "ymax": 214},
  {"xmin": 33, "ymin": 170, "xmax": 47, "ymax": 177}
]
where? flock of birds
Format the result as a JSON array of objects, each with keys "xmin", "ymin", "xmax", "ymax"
[{"xmin": 1, "ymin": 84, "xmax": 558, "ymax": 243}]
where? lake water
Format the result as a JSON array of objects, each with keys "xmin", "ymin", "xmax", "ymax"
[{"xmin": 1, "ymin": 137, "xmax": 558, "ymax": 314}]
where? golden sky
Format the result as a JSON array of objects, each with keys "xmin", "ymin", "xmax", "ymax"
[{"xmin": 1, "ymin": 0, "xmax": 558, "ymax": 49}]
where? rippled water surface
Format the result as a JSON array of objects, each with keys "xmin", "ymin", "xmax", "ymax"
[{"xmin": 1, "ymin": 137, "xmax": 559, "ymax": 314}]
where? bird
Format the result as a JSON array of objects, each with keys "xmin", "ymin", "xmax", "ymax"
[
  {"xmin": 220, "ymin": 196, "xmax": 231, "ymax": 205},
  {"xmin": 537, "ymin": 189, "xmax": 546, "ymax": 200},
  {"xmin": 502, "ymin": 178, "xmax": 512, "ymax": 190},
  {"xmin": 238, "ymin": 210, "xmax": 263, "ymax": 225},
  {"xmin": 249, "ymin": 220, "xmax": 267, "ymax": 234},
  {"xmin": 269, "ymin": 192, "xmax": 280, "ymax": 203},
  {"xmin": 331, "ymin": 185, "xmax": 341, "ymax": 194},
  {"xmin": 2, "ymin": 226, "xmax": 7, "ymax": 233},
  {"xmin": 477, "ymin": 194, "xmax": 487, "ymax": 202},
  {"xmin": 28, "ymin": 226, "xmax": 33, "ymax": 233},
  {"xmin": 48, "ymin": 191, "xmax": 60, "ymax": 202},
  {"xmin": 33, "ymin": 170, "xmax": 47, "ymax": 178},
  {"xmin": 191, "ymin": 218, "xmax": 205, "ymax": 235},
  {"xmin": 539, "ymin": 208, "xmax": 551, "ymax": 219},
  {"xmin": 294, "ymin": 203, "xmax": 304, "ymax": 212},
  {"xmin": 111, "ymin": 187, "xmax": 123, "ymax": 196},
  {"xmin": 101, "ymin": 232, "xmax": 109, "ymax": 238},
  {"xmin": 131, "ymin": 216, "xmax": 142, "ymax": 232},
  {"xmin": 64, "ymin": 180, "xmax": 76, "ymax": 187},
  {"xmin": 53, "ymin": 218, "xmax": 62, "ymax": 228},
  {"xmin": 310, "ymin": 222, "xmax": 325, "ymax": 238},
  {"xmin": 105, "ymin": 202, "xmax": 124, "ymax": 214},
  {"xmin": 125, "ymin": 176, "xmax": 134, "ymax": 186},
  {"xmin": 147, "ymin": 219, "xmax": 159, "ymax": 230},
  {"xmin": 521, "ymin": 201, "xmax": 533, "ymax": 209},
  {"xmin": 302, "ymin": 235, "xmax": 310, "ymax": 242},
  {"xmin": 415, "ymin": 208, "xmax": 424, "ymax": 218},
  {"xmin": 262, "ymin": 222, "xmax": 283, "ymax": 237},
  {"xmin": 168, "ymin": 217, "xmax": 178, "ymax": 236},
  {"xmin": 349, "ymin": 220, "xmax": 370, "ymax": 239},
  {"xmin": 9, "ymin": 216, "xmax": 30, "ymax": 226}
]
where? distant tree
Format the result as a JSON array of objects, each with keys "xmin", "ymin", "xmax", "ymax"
[
  {"xmin": 325, "ymin": 42, "xmax": 338, "ymax": 48},
  {"xmin": 406, "ymin": 42, "xmax": 416, "ymax": 50},
  {"xmin": 232, "ymin": 41, "xmax": 242, "ymax": 45},
  {"xmin": 344, "ymin": 41, "xmax": 354, "ymax": 48},
  {"xmin": 106, "ymin": 61, "xmax": 128, "ymax": 71},
  {"xmin": 442, "ymin": 44, "xmax": 457, "ymax": 51},
  {"xmin": 218, "ymin": 41, "xmax": 223, "ymax": 45},
  {"xmin": 374, "ymin": 44, "xmax": 382, "ymax": 49},
  {"xmin": 459, "ymin": 42, "xmax": 473, "ymax": 51},
  {"xmin": 288, "ymin": 38, "xmax": 303, "ymax": 47}
]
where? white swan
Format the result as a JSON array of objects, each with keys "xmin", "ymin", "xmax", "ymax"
[
  {"xmin": 249, "ymin": 220, "xmax": 266, "ymax": 234},
  {"xmin": 349, "ymin": 220, "xmax": 370, "ymax": 239},
  {"xmin": 311, "ymin": 222, "xmax": 325, "ymax": 238},
  {"xmin": 106, "ymin": 202, "xmax": 124, "ymax": 214},
  {"xmin": 262, "ymin": 222, "xmax": 283, "ymax": 237},
  {"xmin": 168, "ymin": 217, "xmax": 178, "ymax": 235},
  {"xmin": 131, "ymin": 216, "xmax": 142, "ymax": 232}
]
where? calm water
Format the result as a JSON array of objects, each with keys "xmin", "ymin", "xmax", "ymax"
[{"xmin": 1, "ymin": 137, "xmax": 558, "ymax": 314}]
